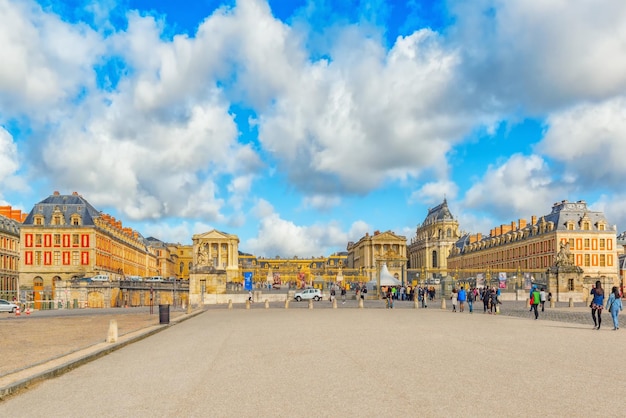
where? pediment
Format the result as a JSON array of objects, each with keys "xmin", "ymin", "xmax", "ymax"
[
  {"xmin": 193, "ymin": 229, "xmax": 238, "ymax": 241},
  {"xmin": 371, "ymin": 231, "xmax": 405, "ymax": 242}
]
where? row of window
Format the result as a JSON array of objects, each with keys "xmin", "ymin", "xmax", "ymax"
[
  {"xmin": 0, "ymin": 255, "xmax": 18, "ymax": 271},
  {"xmin": 24, "ymin": 251, "xmax": 89, "ymax": 266},
  {"xmin": 0, "ymin": 236, "xmax": 18, "ymax": 251},
  {"xmin": 24, "ymin": 234, "xmax": 90, "ymax": 248}
]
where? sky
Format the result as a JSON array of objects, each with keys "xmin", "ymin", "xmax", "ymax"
[{"xmin": 2, "ymin": 0, "xmax": 626, "ymax": 258}]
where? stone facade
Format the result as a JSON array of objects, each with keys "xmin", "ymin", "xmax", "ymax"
[
  {"xmin": 346, "ymin": 230, "xmax": 407, "ymax": 284},
  {"xmin": 448, "ymin": 200, "xmax": 618, "ymax": 300},
  {"xmin": 407, "ymin": 199, "xmax": 461, "ymax": 282},
  {"xmin": 0, "ymin": 207, "xmax": 23, "ymax": 300},
  {"xmin": 19, "ymin": 192, "xmax": 157, "ymax": 307}
]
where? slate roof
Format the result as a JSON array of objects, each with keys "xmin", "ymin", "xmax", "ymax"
[
  {"xmin": 423, "ymin": 199, "xmax": 454, "ymax": 225},
  {"xmin": 542, "ymin": 200, "xmax": 610, "ymax": 231},
  {"xmin": 0, "ymin": 214, "xmax": 20, "ymax": 236},
  {"xmin": 22, "ymin": 192, "xmax": 101, "ymax": 226}
]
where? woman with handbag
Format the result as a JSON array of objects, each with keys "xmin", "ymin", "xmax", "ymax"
[
  {"xmin": 605, "ymin": 286, "xmax": 623, "ymax": 330},
  {"xmin": 590, "ymin": 280, "xmax": 605, "ymax": 330}
]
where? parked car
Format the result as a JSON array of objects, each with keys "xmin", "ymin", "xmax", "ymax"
[
  {"xmin": 0, "ymin": 299, "xmax": 19, "ymax": 313},
  {"xmin": 145, "ymin": 276, "xmax": 164, "ymax": 282},
  {"xmin": 91, "ymin": 275, "xmax": 110, "ymax": 282},
  {"xmin": 294, "ymin": 288, "xmax": 322, "ymax": 301}
]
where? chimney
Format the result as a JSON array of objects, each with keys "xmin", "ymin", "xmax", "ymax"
[
  {"xmin": 53, "ymin": 191, "xmax": 60, "ymax": 196},
  {"xmin": 531, "ymin": 216, "xmax": 537, "ymax": 225},
  {"xmin": 477, "ymin": 233, "xmax": 482, "ymax": 241},
  {"xmin": 518, "ymin": 219, "xmax": 527, "ymax": 229},
  {"xmin": 511, "ymin": 221, "xmax": 517, "ymax": 230}
]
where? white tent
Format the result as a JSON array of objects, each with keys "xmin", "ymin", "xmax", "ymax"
[{"xmin": 367, "ymin": 263, "xmax": 401, "ymax": 288}]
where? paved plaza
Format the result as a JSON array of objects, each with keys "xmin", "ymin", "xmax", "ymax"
[{"xmin": 1, "ymin": 301, "xmax": 625, "ymax": 417}]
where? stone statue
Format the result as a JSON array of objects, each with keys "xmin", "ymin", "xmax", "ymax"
[
  {"xmin": 197, "ymin": 243, "xmax": 209, "ymax": 266},
  {"xmin": 555, "ymin": 242, "xmax": 573, "ymax": 267}
]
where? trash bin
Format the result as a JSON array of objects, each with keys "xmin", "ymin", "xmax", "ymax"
[{"xmin": 159, "ymin": 304, "xmax": 170, "ymax": 324}]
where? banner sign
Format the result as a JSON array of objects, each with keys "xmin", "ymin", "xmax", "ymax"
[{"xmin": 244, "ymin": 272, "xmax": 253, "ymax": 291}]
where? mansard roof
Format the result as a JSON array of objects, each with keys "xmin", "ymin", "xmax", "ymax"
[
  {"xmin": 423, "ymin": 199, "xmax": 454, "ymax": 225},
  {"xmin": 22, "ymin": 192, "xmax": 101, "ymax": 226},
  {"xmin": 0, "ymin": 214, "xmax": 20, "ymax": 236},
  {"xmin": 543, "ymin": 200, "xmax": 610, "ymax": 231}
]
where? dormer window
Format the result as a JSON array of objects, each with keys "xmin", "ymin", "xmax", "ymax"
[
  {"xmin": 34, "ymin": 215, "xmax": 44, "ymax": 226},
  {"xmin": 70, "ymin": 214, "xmax": 82, "ymax": 226},
  {"xmin": 566, "ymin": 222, "xmax": 575, "ymax": 231},
  {"xmin": 582, "ymin": 222, "xmax": 590, "ymax": 231}
]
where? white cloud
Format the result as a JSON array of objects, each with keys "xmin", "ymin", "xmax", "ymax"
[
  {"xmin": 449, "ymin": 0, "xmax": 626, "ymax": 112},
  {"xmin": 0, "ymin": 0, "xmax": 103, "ymax": 119},
  {"xmin": 244, "ymin": 213, "xmax": 349, "ymax": 257},
  {"xmin": 257, "ymin": 27, "xmax": 492, "ymax": 195},
  {"xmin": 463, "ymin": 154, "xmax": 567, "ymax": 219},
  {"xmin": 302, "ymin": 194, "xmax": 341, "ymax": 211},
  {"xmin": 0, "ymin": 127, "xmax": 26, "ymax": 197},
  {"xmin": 410, "ymin": 180, "xmax": 459, "ymax": 205},
  {"xmin": 537, "ymin": 97, "xmax": 626, "ymax": 188},
  {"xmin": 138, "ymin": 220, "xmax": 215, "ymax": 244}
]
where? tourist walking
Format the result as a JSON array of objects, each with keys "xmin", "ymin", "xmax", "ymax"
[
  {"xmin": 458, "ymin": 286, "xmax": 467, "ymax": 312},
  {"xmin": 467, "ymin": 287, "xmax": 475, "ymax": 313},
  {"xmin": 591, "ymin": 280, "xmax": 605, "ymax": 330},
  {"xmin": 341, "ymin": 286, "xmax": 346, "ymax": 304},
  {"xmin": 530, "ymin": 286, "xmax": 541, "ymax": 319},
  {"xmin": 490, "ymin": 287, "xmax": 498, "ymax": 314},
  {"xmin": 605, "ymin": 286, "xmax": 623, "ymax": 330},
  {"xmin": 540, "ymin": 287, "xmax": 547, "ymax": 312},
  {"xmin": 451, "ymin": 288, "xmax": 458, "ymax": 312},
  {"xmin": 482, "ymin": 287, "xmax": 489, "ymax": 313}
]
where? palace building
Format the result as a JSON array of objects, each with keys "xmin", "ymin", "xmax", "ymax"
[
  {"xmin": 407, "ymin": 199, "xmax": 461, "ymax": 282},
  {"xmin": 447, "ymin": 200, "xmax": 618, "ymax": 295},
  {"xmin": 0, "ymin": 206, "xmax": 25, "ymax": 300},
  {"xmin": 19, "ymin": 192, "xmax": 158, "ymax": 305},
  {"xmin": 346, "ymin": 230, "xmax": 407, "ymax": 284}
]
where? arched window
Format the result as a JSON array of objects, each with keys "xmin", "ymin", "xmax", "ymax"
[
  {"xmin": 180, "ymin": 262, "xmax": 184, "ymax": 273},
  {"xmin": 432, "ymin": 250, "xmax": 438, "ymax": 268},
  {"xmin": 34, "ymin": 277, "xmax": 44, "ymax": 287},
  {"xmin": 446, "ymin": 228, "xmax": 452, "ymax": 238}
]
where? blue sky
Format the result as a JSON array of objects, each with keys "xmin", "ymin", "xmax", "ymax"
[{"xmin": 2, "ymin": 0, "xmax": 626, "ymax": 257}]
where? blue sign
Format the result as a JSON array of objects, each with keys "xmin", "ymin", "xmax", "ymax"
[{"xmin": 244, "ymin": 272, "xmax": 253, "ymax": 291}]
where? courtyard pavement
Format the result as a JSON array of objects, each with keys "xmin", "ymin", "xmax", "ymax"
[{"xmin": 1, "ymin": 299, "xmax": 624, "ymax": 417}]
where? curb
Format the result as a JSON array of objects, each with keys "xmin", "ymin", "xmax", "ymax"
[{"xmin": 0, "ymin": 308, "xmax": 206, "ymax": 401}]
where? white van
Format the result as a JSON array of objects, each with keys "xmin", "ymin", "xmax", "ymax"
[
  {"xmin": 127, "ymin": 275, "xmax": 143, "ymax": 282},
  {"xmin": 91, "ymin": 274, "xmax": 110, "ymax": 282}
]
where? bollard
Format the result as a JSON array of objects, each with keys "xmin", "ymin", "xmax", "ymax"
[
  {"xmin": 187, "ymin": 302, "xmax": 192, "ymax": 314},
  {"xmin": 358, "ymin": 298, "xmax": 364, "ymax": 309},
  {"xmin": 441, "ymin": 298, "xmax": 446, "ymax": 310},
  {"xmin": 568, "ymin": 298, "xmax": 574, "ymax": 308},
  {"xmin": 550, "ymin": 299, "xmax": 555, "ymax": 308},
  {"xmin": 107, "ymin": 319, "xmax": 118, "ymax": 343},
  {"xmin": 308, "ymin": 299, "xmax": 314, "ymax": 309},
  {"xmin": 265, "ymin": 299, "xmax": 270, "ymax": 309},
  {"xmin": 332, "ymin": 298, "xmax": 337, "ymax": 309},
  {"xmin": 285, "ymin": 299, "xmax": 290, "ymax": 309},
  {"xmin": 246, "ymin": 300, "xmax": 251, "ymax": 310},
  {"xmin": 228, "ymin": 299, "xmax": 233, "ymax": 309}
]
